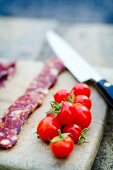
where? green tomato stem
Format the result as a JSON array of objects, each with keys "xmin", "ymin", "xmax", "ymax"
[
  {"xmin": 58, "ymin": 129, "xmax": 63, "ymax": 139},
  {"xmin": 78, "ymin": 128, "xmax": 89, "ymax": 144}
]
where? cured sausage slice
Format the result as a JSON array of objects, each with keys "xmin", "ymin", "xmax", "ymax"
[
  {"xmin": 0, "ymin": 61, "xmax": 16, "ymax": 87},
  {"xmin": 0, "ymin": 58, "xmax": 65, "ymax": 149}
]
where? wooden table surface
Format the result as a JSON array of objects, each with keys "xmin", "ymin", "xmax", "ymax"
[{"xmin": 0, "ymin": 17, "xmax": 113, "ymax": 170}]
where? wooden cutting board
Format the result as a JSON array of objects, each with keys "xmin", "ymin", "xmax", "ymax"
[{"xmin": 0, "ymin": 60, "xmax": 107, "ymax": 170}]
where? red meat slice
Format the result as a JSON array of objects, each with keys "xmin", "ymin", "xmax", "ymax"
[
  {"xmin": 0, "ymin": 61, "xmax": 16, "ymax": 87},
  {"xmin": 0, "ymin": 57, "xmax": 65, "ymax": 149}
]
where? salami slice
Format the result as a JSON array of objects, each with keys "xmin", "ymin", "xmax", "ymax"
[
  {"xmin": 0, "ymin": 58, "xmax": 65, "ymax": 149},
  {"xmin": 0, "ymin": 61, "xmax": 16, "ymax": 87},
  {"xmin": 2, "ymin": 116, "xmax": 22, "ymax": 134},
  {"xmin": 0, "ymin": 121, "xmax": 18, "ymax": 149},
  {"xmin": 0, "ymin": 129, "xmax": 18, "ymax": 149}
]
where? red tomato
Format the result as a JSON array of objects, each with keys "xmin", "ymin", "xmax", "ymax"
[
  {"xmin": 46, "ymin": 113, "xmax": 54, "ymax": 117},
  {"xmin": 57, "ymin": 101, "xmax": 76, "ymax": 125},
  {"xmin": 54, "ymin": 89, "xmax": 70, "ymax": 103},
  {"xmin": 74, "ymin": 95, "xmax": 92, "ymax": 109},
  {"xmin": 63, "ymin": 123, "xmax": 82, "ymax": 143},
  {"xmin": 37, "ymin": 116, "xmax": 61, "ymax": 141},
  {"xmin": 71, "ymin": 83, "xmax": 91, "ymax": 97},
  {"xmin": 50, "ymin": 131, "xmax": 74, "ymax": 158},
  {"xmin": 74, "ymin": 104, "xmax": 92, "ymax": 129}
]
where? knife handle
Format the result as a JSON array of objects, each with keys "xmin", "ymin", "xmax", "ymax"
[{"xmin": 97, "ymin": 79, "xmax": 113, "ymax": 108}]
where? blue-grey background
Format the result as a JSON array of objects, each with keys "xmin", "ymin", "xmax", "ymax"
[{"xmin": 0, "ymin": 0, "xmax": 113, "ymax": 23}]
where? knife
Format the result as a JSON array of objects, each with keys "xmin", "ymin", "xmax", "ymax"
[{"xmin": 46, "ymin": 30, "xmax": 113, "ymax": 108}]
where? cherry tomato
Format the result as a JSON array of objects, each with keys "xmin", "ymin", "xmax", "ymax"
[
  {"xmin": 54, "ymin": 89, "xmax": 70, "ymax": 103},
  {"xmin": 46, "ymin": 112, "xmax": 54, "ymax": 117},
  {"xmin": 37, "ymin": 116, "xmax": 61, "ymax": 141},
  {"xmin": 71, "ymin": 83, "xmax": 91, "ymax": 97},
  {"xmin": 50, "ymin": 130, "xmax": 74, "ymax": 158},
  {"xmin": 74, "ymin": 104, "xmax": 92, "ymax": 129},
  {"xmin": 74, "ymin": 95, "xmax": 92, "ymax": 109},
  {"xmin": 57, "ymin": 101, "xmax": 76, "ymax": 125},
  {"xmin": 63, "ymin": 123, "xmax": 82, "ymax": 143}
]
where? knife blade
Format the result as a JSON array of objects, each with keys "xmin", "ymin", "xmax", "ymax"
[{"xmin": 46, "ymin": 30, "xmax": 113, "ymax": 108}]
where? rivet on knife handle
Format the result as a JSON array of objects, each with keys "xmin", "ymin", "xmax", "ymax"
[{"xmin": 97, "ymin": 79, "xmax": 113, "ymax": 108}]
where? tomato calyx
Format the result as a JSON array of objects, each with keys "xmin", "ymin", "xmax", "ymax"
[
  {"xmin": 51, "ymin": 101, "xmax": 63, "ymax": 113},
  {"xmin": 51, "ymin": 129, "xmax": 71, "ymax": 143},
  {"xmin": 66, "ymin": 92, "xmax": 75, "ymax": 103},
  {"xmin": 46, "ymin": 101, "xmax": 63, "ymax": 117},
  {"xmin": 78, "ymin": 128, "xmax": 89, "ymax": 144}
]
